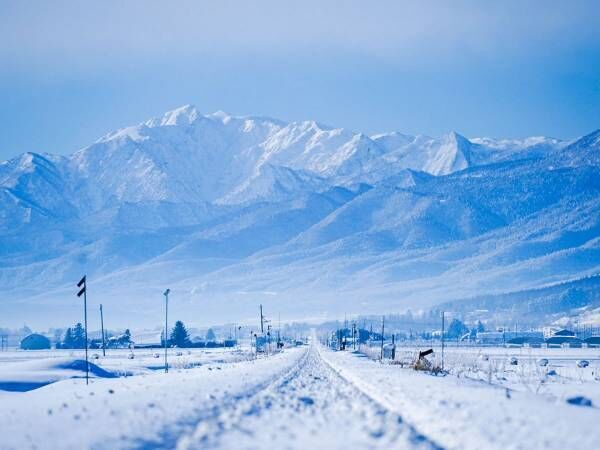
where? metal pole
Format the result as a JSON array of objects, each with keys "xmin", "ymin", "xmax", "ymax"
[
  {"xmin": 100, "ymin": 304, "xmax": 106, "ymax": 357},
  {"xmin": 441, "ymin": 311, "xmax": 445, "ymax": 371},
  {"xmin": 260, "ymin": 305, "xmax": 264, "ymax": 334},
  {"xmin": 163, "ymin": 289, "xmax": 170, "ymax": 373},
  {"xmin": 84, "ymin": 287, "xmax": 89, "ymax": 385},
  {"xmin": 380, "ymin": 316, "xmax": 385, "ymax": 360}
]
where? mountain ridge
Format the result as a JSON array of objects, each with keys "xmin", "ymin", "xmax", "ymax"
[{"xmin": 0, "ymin": 105, "xmax": 597, "ymax": 327}]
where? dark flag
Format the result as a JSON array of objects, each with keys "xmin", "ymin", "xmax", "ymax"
[{"xmin": 77, "ymin": 275, "xmax": 86, "ymax": 297}]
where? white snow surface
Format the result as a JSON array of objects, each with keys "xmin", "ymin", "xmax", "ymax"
[
  {"xmin": 2, "ymin": 341, "xmax": 599, "ymax": 449},
  {"xmin": 1, "ymin": 347, "xmax": 306, "ymax": 450},
  {"xmin": 321, "ymin": 345, "xmax": 600, "ymax": 450}
]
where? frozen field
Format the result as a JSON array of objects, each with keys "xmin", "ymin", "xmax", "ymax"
[
  {"xmin": 0, "ymin": 346, "xmax": 255, "ymax": 391},
  {"xmin": 385, "ymin": 345, "xmax": 600, "ymax": 406},
  {"xmin": 1, "ymin": 342, "xmax": 599, "ymax": 449}
]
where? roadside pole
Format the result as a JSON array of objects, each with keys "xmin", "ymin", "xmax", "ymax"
[
  {"xmin": 163, "ymin": 289, "xmax": 170, "ymax": 373},
  {"xmin": 76, "ymin": 276, "xmax": 89, "ymax": 385},
  {"xmin": 99, "ymin": 304, "xmax": 106, "ymax": 357},
  {"xmin": 441, "ymin": 311, "xmax": 445, "ymax": 371},
  {"xmin": 380, "ymin": 316, "xmax": 385, "ymax": 361}
]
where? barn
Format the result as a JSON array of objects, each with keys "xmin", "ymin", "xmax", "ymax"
[{"xmin": 20, "ymin": 333, "xmax": 51, "ymax": 350}]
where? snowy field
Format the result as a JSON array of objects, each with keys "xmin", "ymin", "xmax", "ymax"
[
  {"xmin": 360, "ymin": 344, "xmax": 600, "ymax": 406},
  {"xmin": 1, "ymin": 342, "xmax": 599, "ymax": 449},
  {"xmin": 0, "ymin": 346, "xmax": 255, "ymax": 391},
  {"xmin": 321, "ymin": 345, "xmax": 600, "ymax": 449}
]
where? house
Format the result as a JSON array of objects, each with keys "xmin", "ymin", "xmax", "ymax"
[
  {"xmin": 506, "ymin": 336, "xmax": 545, "ymax": 347},
  {"xmin": 545, "ymin": 335, "xmax": 583, "ymax": 348},
  {"xmin": 553, "ymin": 329, "xmax": 576, "ymax": 337},
  {"xmin": 20, "ymin": 333, "xmax": 51, "ymax": 350},
  {"xmin": 476, "ymin": 330, "xmax": 543, "ymax": 345},
  {"xmin": 583, "ymin": 336, "xmax": 600, "ymax": 348}
]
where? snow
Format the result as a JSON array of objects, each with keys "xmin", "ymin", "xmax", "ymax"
[
  {"xmin": 3, "ymin": 341, "xmax": 598, "ymax": 449},
  {"xmin": 0, "ymin": 347, "xmax": 259, "ymax": 391},
  {"xmin": 0, "ymin": 347, "xmax": 306, "ymax": 450},
  {"xmin": 320, "ymin": 345, "xmax": 600, "ymax": 449}
]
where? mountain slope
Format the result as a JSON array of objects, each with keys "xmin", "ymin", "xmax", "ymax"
[{"xmin": 0, "ymin": 105, "xmax": 596, "ymax": 327}]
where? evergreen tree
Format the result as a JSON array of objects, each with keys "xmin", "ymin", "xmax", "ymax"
[
  {"xmin": 170, "ymin": 321, "xmax": 190, "ymax": 347},
  {"xmin": 118, "ymin": 329, "xmax": 132, "ymax": 346},
  {"xmin": 71, "ymin": 322, "xmax": 86, "ymax": 349},
  {"xmin": 477, "ymin": 320, "xmax": 485, "ymax": 333},
  {"xmin": 62, "ymin": 328, "xmax": 74, "ymax": 349},
  {"xmin": 446, "ymin": 319, "xmax": 468, "ymax": 339},
  {"xmin": 205, "ymin": 328, "xmax": 216, "ymax": 342}
]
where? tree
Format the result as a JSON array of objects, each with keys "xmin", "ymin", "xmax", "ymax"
[
  {"xmin": 205, "ymin": 328, "xmax": 216, "ymax": 342},
  {"xmin": 118, "ymin": 329, "xmax": 132, "ymax": 346},
  {"xmin": 62, "ymin": 328, "xmax": 74, "ymax": 349},
  {"xmin": 170, "ymin": 321, "xmax": 191, "ymax": 347},
  {"xmin": 71, "ymin": 323, "xmax": 86, "ymax": 349},
  {"xmin": 446, "ymin": 319, "xmax": 468, "ymax": 339},
  {"xmin": 476, "ymin": 320, "xmax": 485, "ymax": 333}
]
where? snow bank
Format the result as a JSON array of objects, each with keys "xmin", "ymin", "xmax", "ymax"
[{"xmin": 0, "ymin": 358, "xmax": 116, "ymax": 392}]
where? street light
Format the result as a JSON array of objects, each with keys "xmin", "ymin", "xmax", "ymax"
[{"xmin": 163, "ymin": 289, "xmax": 170, "ymax": 373}]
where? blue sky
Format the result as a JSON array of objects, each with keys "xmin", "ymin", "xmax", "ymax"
[{"xmin": 1, "ymin": 0, "xmax": 599, "ymax": 160}]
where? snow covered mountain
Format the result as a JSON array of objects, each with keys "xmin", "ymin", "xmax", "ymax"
[{"xmin": 0, "ymin": 105, "xmax": 596, "ymax": 327}]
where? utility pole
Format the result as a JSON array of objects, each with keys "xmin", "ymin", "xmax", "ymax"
[
  {"xmin": 380, "ymin": 316, "xmax": 385, "ymax": 360},
  {"xmin": 76, "ymin": 275, "xmax": 89, "ymax": 385},
  {"xmin": 260, "ymin": 304, "xmax": 264, "ymax": 334},
  {"xmin": 352, "ymin": 322, "xmax": 356, "ymax": 350},
  {"xmin": 441, "ymin": 311, "xmax": 445, "ymax": 371},
  {"xmin": 163, "ymin": 289, "xmax": 170, "ymax": 373},
  {"xmin": 99, "ymin": 304, "xmax": 106, "ymax": 357}
]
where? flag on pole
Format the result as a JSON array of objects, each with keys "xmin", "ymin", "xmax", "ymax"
[{"xmin": 77, "ymin": 276, "xmax": 86, "ymax": 297}]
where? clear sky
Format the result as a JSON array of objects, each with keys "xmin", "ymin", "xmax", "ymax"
[{"xmin": 1, "ymin": 0, "xmax": 599, "ymax": 161}]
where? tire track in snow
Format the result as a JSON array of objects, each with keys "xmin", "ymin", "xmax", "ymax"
[
  {"xmin": 131, "ymin": 348, "xmax": 310, "ymax": 450},
  {"xmin": 174, "ymin": 344, "xmax": 442, "ymax": 450}
]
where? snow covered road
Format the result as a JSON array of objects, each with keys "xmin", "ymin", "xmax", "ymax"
[
  {"xmin": 4, "ymin": 341, "xmax": 598, "ymax": 449},
  {"xmin": 172, "ymin": 344, "xmax": 439, "ymax": 450},
  {"xmin": 0, "ymin": 343, "xmax": 442, "ymax": 450}
]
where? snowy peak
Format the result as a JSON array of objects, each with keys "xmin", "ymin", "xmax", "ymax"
[
  {"xmin": 556, "ymin": 128, "xmax": 600, "ymax": 168},
  {"xmin": 146, "ymin": 104, "xmax": 199, "ymax": 127},
  {"xmin": 569, "ymin": 128, "xmax": 600, "ymax": 150},
  {"xmin": 1, "ymin": 104, "xmax": 590, "ymax": 216},
  {"xmin": 218, "ymin": 164, "xmax": 327, "ymax": 205},
  {"xmin": 423, "ymin": 131, "xmax": 472, "ymax": 175},
  {"xmin": 371, "ymin": 131, "xmax": 415, "ymax": 152}
]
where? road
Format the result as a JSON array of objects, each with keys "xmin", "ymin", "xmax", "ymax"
[{"xmin": 163, "ymin": 343, "xmax": 440, "ymax": 450}]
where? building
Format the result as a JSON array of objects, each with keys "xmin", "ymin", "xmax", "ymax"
[
  {"xmin": 545, "ymin": 335, "xmax": 583, "ymax": 348},
  {"xmin": 20, "ymin": 333, "xmax": 51, "ymax": 350},
  {"xmin": 476, "ymin": 330, "xmax": 543, "ymax": 345},
  {"xmin": 583, "ymin": 336, "xmax": 600, "ymax": 348},
  {"xmin": 506, "ymin": 336, "xmax": 545, "ymax": 347}
]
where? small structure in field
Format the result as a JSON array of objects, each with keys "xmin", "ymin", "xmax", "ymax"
[
  {"xmin": 20, "ymin": 333, "xmax": 51, "ymax": 350},
  {"xmin": 583, "ymin": 336, "xmax": 600, "ymax": 348},
  {"xmin": 545, "ymin": 335, "xmax": 583, "ymax": 348}
]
